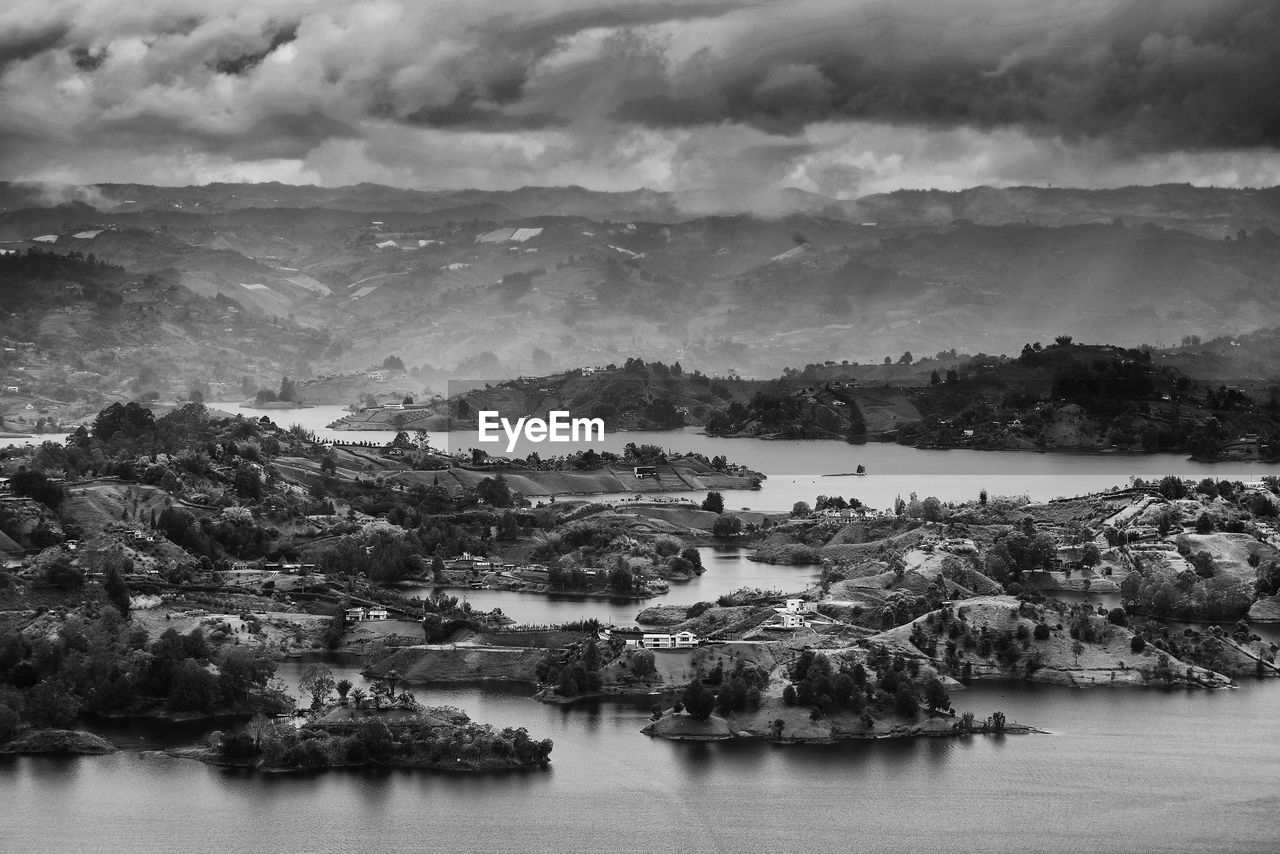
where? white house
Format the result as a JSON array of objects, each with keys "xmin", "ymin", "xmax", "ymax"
[
  {"xmin": 782, "ymin": 599, "xmax": 813, "ymax": 614},
  {"xmin": 608, "ymin": 629, "xmax": 700, "ymax": 649},
  {"xmin": 345, "ymin": 607, "xmax": 391, "ymax": 622},
  {"xmin": 639, "ymin": 630, "xmax": 699, "ymax": 649},
  {"xmin": 778, "ymin": 612, "xmax": 808, "ymax": 629}
]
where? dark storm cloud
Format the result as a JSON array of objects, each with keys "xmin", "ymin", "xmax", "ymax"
[
  {"xmin": 2, "ymin": 0, "xmax": 1279, "ymax": 192},
  {"xmin": 210, "ymin": 23, "xmax": 299, "ymax": 76},
  {"xmin": 608, "ymin": 0, "xmax": 1280, "ymax": 151},
  {"xmin": 0, "ymin": 21, "xmax": 71, "ymax": 70}
]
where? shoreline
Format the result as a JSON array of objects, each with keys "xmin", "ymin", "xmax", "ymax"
[
  {"xmin": 162, "ymin": 746, "xmax": 549, "ymax": 774},
  {"xmin": 640, "ymin": 710, "xmax": 1046, "ymax": 743}
]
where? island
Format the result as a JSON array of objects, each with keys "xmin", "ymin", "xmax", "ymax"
[{"xmin": 2, "ymin": 399, "xmax": 1278, "ymax": 768}]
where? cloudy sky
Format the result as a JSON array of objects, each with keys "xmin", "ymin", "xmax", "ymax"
[{"xmin": 3, "ymin": 0, "xmax": 1280, "ymax": 199}]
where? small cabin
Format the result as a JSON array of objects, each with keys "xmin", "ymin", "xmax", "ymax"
[{"xmin": 633, "ymin": 465, "xmax": 657, "ymax": 479}]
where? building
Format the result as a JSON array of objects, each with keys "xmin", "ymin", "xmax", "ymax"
[
  {"xmin": 608, "ymin": 629, "xmax": 700, "ymax": 649},
  {"xmin": 782, "ymin": 598, "xmax": 813, "ymax": 614},
  {"xmin": 776, "ymin": 612, "xmax": 808, "ymax": 629},
  {"xmin": 345, "ymin": 607, "xmax": 391, "ymax": 622}
]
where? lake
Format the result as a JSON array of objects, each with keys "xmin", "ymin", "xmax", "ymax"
[
  {"xmin": 399, "ymin": 545, "xmax": 822, "ymax": 626},
  {"xmin": 210, "ymin": 402, "xmax": 1275, "ymax": 512},
  {"xmin": 4, "ymin": 658, "xmax": 1279, "ymax": 854},
  {"xmin": 4, "ymin": 406, "xmax": 1280, "ymax": 852},
  {"xmin": 4, "ymin": 402, "xmax": 1273, "ymax": 512}
]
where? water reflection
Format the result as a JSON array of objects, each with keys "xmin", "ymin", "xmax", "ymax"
[
  {"xmin": 5, "ymin": 677, "xmax": 1280, "ymax": 853},
  {"xmin": 398, "ymin": 546, "xmax": 819, "ymax": 626}
]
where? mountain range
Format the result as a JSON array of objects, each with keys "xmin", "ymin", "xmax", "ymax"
[{"xmin": 1, "ymin": 180, "xmax": 1279, "ymax": 415}]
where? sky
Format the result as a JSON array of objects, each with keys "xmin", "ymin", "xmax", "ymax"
[{"xmin": 3, "ymin": 0, "xmax": 1280, "ymax": 201}]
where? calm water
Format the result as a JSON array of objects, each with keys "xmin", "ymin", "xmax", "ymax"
[
  {"xmin": 5, "ymin": 407, "xmax": 1280, "ymax": 851},
  {"xmin": 204, "ymin": 402, "xmax": 1275, "ymax": 511},
  {"xmin": 4, "ymin": 663, "xmax": 1280, "ymax": 854},
  {"xmin": 6, "ymin": 403, "xmax": 1274, "ymax": 511},
  {"xmin": 400, "ymin": 545, "xmax": 821, "ymax": 626}
]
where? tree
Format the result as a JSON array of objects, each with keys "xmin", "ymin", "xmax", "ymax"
[
  {"xmin": 898, "ymin": 351, "xmax": 913, "ymax": 365},
  {"xmin": 245, "ymin": 713, "xmax": 275, "ymax": 750},
  {"xmin": 791, "ymin": 501, "xmax": 811, "ymax": 518},
  {"xmin": 104, "ymin": 565, "xmax": 130, "ymax": 619},
  {"xmin": 701, "ymin": 491, "xmax": 724, "ymax": 513},
  {"xmin": 607, "ymin": 564, "xmax": 634, "ymax": 593},
  {"xmin": 681, "ymin": 679, "xmax": 716, "ymax": 720},
  {"xmin": 712, "ymin": 514, "xmax": 743, "ymax": 539},
  {"xmin": 233, "ymin": 464, "xmax": 263, "ymax": 501},
  {"xmin": 893, "ymin": 686, "xmax": 917, "ymax": 716},
  {"xmin": 40, "ymin": 553, "xmax": 83, "ymax": 591},
  {"xmin": 0, "ymin": 704, "xmax": 17, "ymax": 743},
  {"xmin": 322, "ymin": 609, "xmax": 347, "ymax": 650},
  {"xmin": 921, "ymin": 496, "xmax": 943, "ymax": 522},
  {"xmin": 320, "ymin": 451, "xmax": 337, "ymax": 476},
  {"xmin": 476, "ymin": 475, "xmax": 513, "ymax": 508},
  {"xmin": 1071, "ymin": 640, "xmax": 1085, "ymax": 665},
  {"xmin": 26, "ymin": 678, "xmax": 82, "ymax": 728},
  {"xmin": 168, "ymin": 659, "xmax": 220, "ymax": 711},
  {"xmin": 1081, "ymin": 543, "xmax": 1101, "ymax": 569},
  {"xmin": 923, "ymin": 678, "xmax": 950, "ymax": 713},
  {"xmin": 299, "ymin": 664, "xmax": 336, "ymax": 711},
  {"xmin": 930, "ymin": 370, "xmax": 941, "ymax": 386},
  {"xmin": 1192, "ymin": 552, "xmax": 1216, "ymax": 578},
  {"xmin": 10, "ymin": 467, "xmax": 65, "ymax": 509},
  {"xmin": 335, "ymin": 679, "xmax": 353, "ymax": 704}
]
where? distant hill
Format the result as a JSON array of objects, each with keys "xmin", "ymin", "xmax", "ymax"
[{"xmin": 2, "ymin": 180, "xmax": 1280, "ymax": 397}]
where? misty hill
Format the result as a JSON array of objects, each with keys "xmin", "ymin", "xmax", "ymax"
[
  {"xmin": 857, "ymin": 184, "xmax": 1280, "ymax": 239},
  {"xmin": 2, "ymin": 181, "xmax": 1280, "ymax": 399},
  {"xmin": 0, "ymin": 249, "xmax": 331, "ymax": 428}
]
